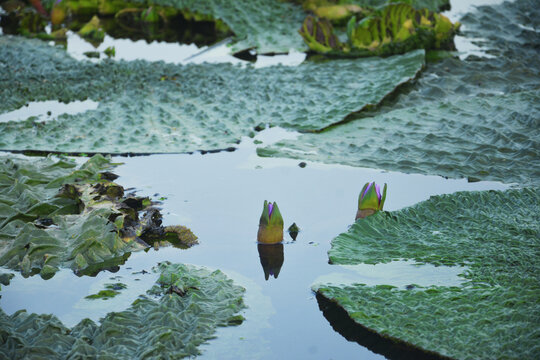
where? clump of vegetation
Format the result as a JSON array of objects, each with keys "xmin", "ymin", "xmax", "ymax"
[
  {"xmin": 300, "ymin": 3, "xmax": 459, "ymax": 56},
  {"xmin": 0, "ymin": 155, "xmax": 197, "ymax": 279},
  {"xmin": 0, "ymin": 262, "xmax": 246, "ymax": 359}
]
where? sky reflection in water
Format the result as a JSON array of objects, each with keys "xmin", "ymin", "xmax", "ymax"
[{"xmin": 0, "ymin": 127, "xmax": 508, "ymax": 360}]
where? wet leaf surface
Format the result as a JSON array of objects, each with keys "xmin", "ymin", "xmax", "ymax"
[
  {"xmin": 259, "ymin": 0, "xmax": 540, "ymax": 185},
  {"xmin": 0, "ymin": 155, "xmax": 195, "ymax": 278},
  {"xmin": 315, "ymin": 187, "xmax": 540, "ymax": 359},
  {"xmin": 0, "ymin": 38, "xmax": 424, "ymax": 153},
  {"xmin": 0, "ymin": 262, "xmax": 246, "ymax": 359}
]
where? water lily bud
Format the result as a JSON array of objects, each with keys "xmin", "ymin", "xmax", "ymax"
[
  {"xmin": 257, "ymin": 200, "xmax": 284, "ymax": 244},
  {"xmin": 356, "ymin": 182, "xmax": 387, "ymax": 220}
]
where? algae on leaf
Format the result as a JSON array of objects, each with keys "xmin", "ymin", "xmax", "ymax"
[
  {"xmin": 0, "ymin": 36, "xmax": 424, "ymax": 153},
  {"xmin": 315, "ymin": 188, "xmax": 540, "ymax": 360},
  {"xmin": 0, "ymin": 262, "xmax": 246, "ymax": 359},
  {"xmin": 295, "ymin": 0, "xmax": 450, "ymax": 13}
]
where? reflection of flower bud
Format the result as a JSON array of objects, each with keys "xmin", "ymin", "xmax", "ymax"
[
  {"xmin": 257, "ymin": 200, "xmax": 284, "ymax": 244},
  {"xmin": 258, "ymin": 243, "xmax": 284, "ymax": 280},
  {"xmin": 356, "ymin": 182, "xmax": 387, "ymax": 220}
]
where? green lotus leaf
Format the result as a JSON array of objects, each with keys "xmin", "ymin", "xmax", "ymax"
[
  {"xmin": 314, "ymin": 187, "xmax": 539, "ymax": 359},
  {"xmin": 0, "ymin": 36, "xmax": 424, "ymax": 153},
  {"xmin": 0, "ymin": 155, "xmax": 195, "ymax": 278},
  {"xmin": 0, "ymin": 262, "xmax": 246, "ymax": 359},
  {"xmin": 260, "ymin": 0, "xmax": 540, "ymax": 186}
]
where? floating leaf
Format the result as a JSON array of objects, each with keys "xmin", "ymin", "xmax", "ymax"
[
  {"xmin": 0, "ymin": 36, "xmax": 424, "ymax": 153},
  {"xmin": 314, "ymin": 188, "xmax": 540, "ymax": 359},
  {"xmin": 260, "ymin": 0, "xmax": 540, "ymax": 186},
  {"xmin": 0, "ymin": 262, "xmax": 246, "ymax": 359},
  {"xmin": 0, "ymin": 155, "xmax": 196, "ymax": 278}
]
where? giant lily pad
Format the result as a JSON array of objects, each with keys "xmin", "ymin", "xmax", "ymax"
[
  {"xmin": 260, "ymin": 0, "xmax": 540, "ymax": 186},
  {"xmin": 259, "ymin": 90, "xmax": 540, "ymax": 185},
  {"xmin": 0, "ymin": 262, "xmax": 246, "ymax": 359},
  {"xmin": 0, "ymin": 155, "xmax": 195, "ymax": 278},
  {"xmin": 314, "ymin": 188, "xmax": 540, "ymax": 359},
  {"xmin": 0, "ymin": 36, "xmax": 424, "ymax": 153}
]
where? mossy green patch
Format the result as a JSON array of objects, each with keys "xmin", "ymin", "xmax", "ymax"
[
  {"xmin": 0, "ymin": 36, "xmax": 424, "ymax": 153},
  {"xmin": 85, "ymin": 282, "xmax": 128, "ymax": 299},
  {"xmin": 296, "ymin": 0, "xmax": 450, "ymax": 13},
  {"xmin": 0, "ymin": 262, "xmax": 246, "ymax": 359},
  {"xmin": 85, "ymin": 289, "xmax": 121, "ymax": 300},
  {"xmin": 314, "ymin": 188, "xmax": 540, "ymax": 359},
  {"xmin": 260, "ymin": 0, "xmax": 540, "ymax": 186}
]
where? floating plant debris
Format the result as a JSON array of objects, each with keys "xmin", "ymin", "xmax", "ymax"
[{"xmin": 85, "ymin": 282, "xmax": 127, "ymax": 300}]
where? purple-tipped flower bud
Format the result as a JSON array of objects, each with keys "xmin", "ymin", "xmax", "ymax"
[
  {"xmin": 356, "ymin": 182, "xmax": 387, "ymax": 220},
  {"xmin": 258, "ymin": 200, "xmax": 284, "ymax": 244}
]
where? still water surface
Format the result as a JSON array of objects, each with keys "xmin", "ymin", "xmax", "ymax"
[{"xmin": 1, "ymin": 128, "xmax": 508, "ymax": 359}]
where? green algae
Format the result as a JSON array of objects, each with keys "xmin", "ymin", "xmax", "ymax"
[
  {"xmin": 314, "ymin": 188, "xmax": 540, "ymax": 359},
  {"xmin": 0, "ymin": 155, "xmax": 195, "ymax": 278},
  {"xmin": 0, "ymin": 262, "xmax": 246, "ymax": 359},
  {"xmin": 260, "ymin": 0, "xmax": 540, "ymax": 186},
  {"xmin": 0, "ymin": 36, "xmax": 424, "ymax": 153},
  {"xmin": 85, "ymin": 282, "xmax": 128, "ymax": 299}
]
